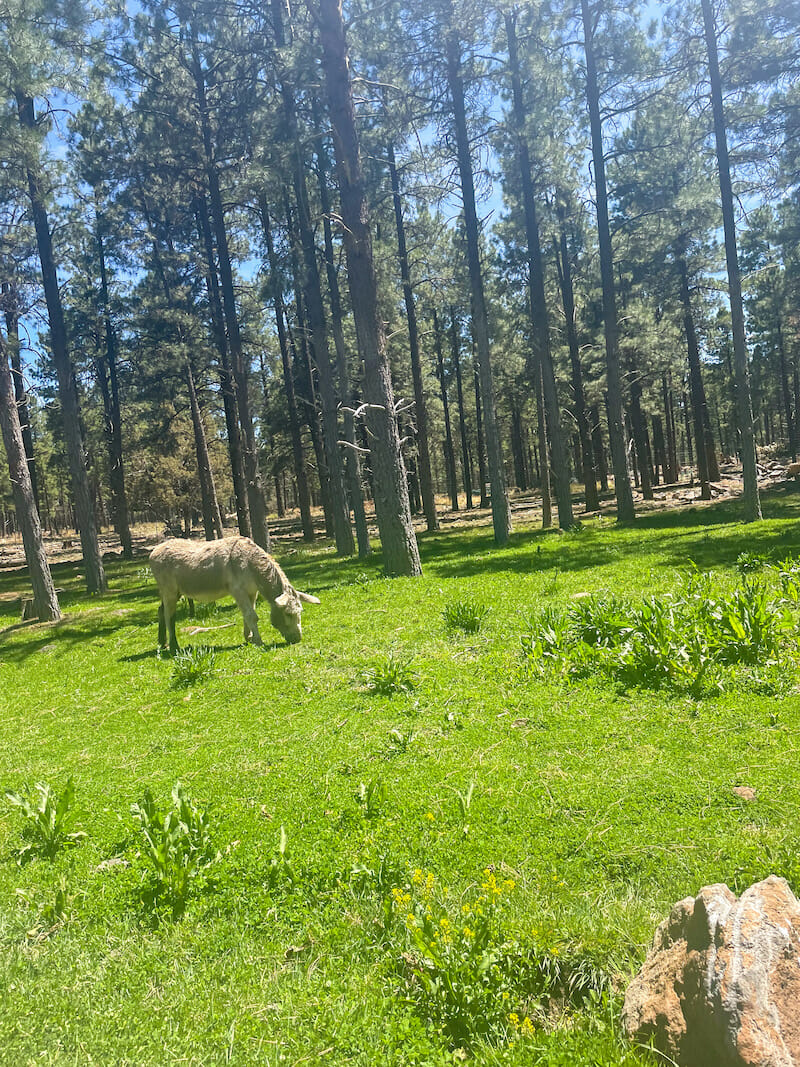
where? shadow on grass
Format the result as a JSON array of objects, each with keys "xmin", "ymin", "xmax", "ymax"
[
  {"xmin": 419, "ymin": 490, "xmax": 800, "ymax": 581},
  {"xmin": 0, "ymin": 605, "xmax": 156, "ymax": 663},
  {"xmin": 120, "ymin": 636, "xmax": 288, "ymax": 663}
]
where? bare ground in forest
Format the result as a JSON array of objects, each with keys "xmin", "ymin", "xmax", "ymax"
[{"xmin": 0, "ymin": 462, "xmax": 793, "ymax": 578}]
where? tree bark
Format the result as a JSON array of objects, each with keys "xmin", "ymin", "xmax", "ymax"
[
  {"xmin": 701, "ymin": 0, "xmax": 761, "ymax": 520},
  {"xmin": 17, "ymin": 93, "xmax": 107, "ymax": 593},
  {"xmin": 579, "ymin": 0, "xmax": 635, "ymax": 521},
  {"xmin": 387, "ymin": 141, "xmax": 438, "ymax": 532},
  {"xmin": 445, "ymin": 19, "xmax": 511, "ymax": 544},
  {"xmin": 0, "ymin": 337, "xmax": 61, "ymax": 621},
  {"xmin": 506, "ymin": 11, "xmax": 574, "ymax": 529},
  {"xmin": 318, "ymin": 0, "xmax": 421, "ymax": 577}
]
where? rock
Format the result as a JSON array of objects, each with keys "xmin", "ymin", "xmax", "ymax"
[{"xmin": 622, "ymin": 876, "xmax": 800, "ymax": 1066}]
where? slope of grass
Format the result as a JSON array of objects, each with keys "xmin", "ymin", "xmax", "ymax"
[{"xmin": 2, "ymin": 492, "xmax": 800, "ymax": 1065}]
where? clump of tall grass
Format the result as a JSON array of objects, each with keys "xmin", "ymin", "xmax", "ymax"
[
  {"xmin": 170, "ymin": 645, "xmax": 216, "ymax": 687},
  {"xmin": 363, "ymin": 652, "xmax": 417, "ymax": 696},
  {"xmin": 442, "ymin": 598, "xmax": 489, "ymax": 634}
]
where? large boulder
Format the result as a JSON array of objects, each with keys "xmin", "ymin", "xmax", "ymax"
[{"xmin": 622, "ymin": 876, "xmax": 800, "ymax": 1066}]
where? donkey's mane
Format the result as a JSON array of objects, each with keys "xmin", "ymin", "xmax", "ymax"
[{"xmin": 250, "ymin": 542, "xmax": 291, "ymax": 601}]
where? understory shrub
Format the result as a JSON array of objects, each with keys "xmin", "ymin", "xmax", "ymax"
[
  {"xmin": 4, "ymin": 778, "xmax": 86, "ymax": 862},
  {"xmin": 522, "ymin": 569, "xmax": 798, "ymax": 692},
  {"xmin": 130, "ymin": 781, "xmax": 218, "ymax": 918}
]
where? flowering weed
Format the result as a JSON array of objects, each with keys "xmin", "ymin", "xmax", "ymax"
[{"xmin": 388, "ymin": 867, "xmax": 608, "ymax": 1049}]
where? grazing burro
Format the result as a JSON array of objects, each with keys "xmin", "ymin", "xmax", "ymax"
[{"xmin": 149, "ymin": 536, "xmax": 320, "ymax": 652}]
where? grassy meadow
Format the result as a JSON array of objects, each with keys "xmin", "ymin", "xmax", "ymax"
[{"xmin": 2, "ymin": 492, "xmax": 800, "ymax": 1065}]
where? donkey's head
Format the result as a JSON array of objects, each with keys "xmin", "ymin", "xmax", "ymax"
[{"xmin": 270, "ymin": 588, "xmax": 320, "ymax": 644}]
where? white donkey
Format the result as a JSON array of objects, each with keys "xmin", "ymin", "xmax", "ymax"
[{"xmin": 149, "ymin": 536, "xmax": 320, "ymax": 652}]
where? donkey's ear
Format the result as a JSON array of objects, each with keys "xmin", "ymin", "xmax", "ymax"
[
  {"xmin": 274, "ymin": 591, "xmax": 292, "ymax": 608},
  {"xmin": 297, "ymin": 590, "xmax": 321, "ymax": 605}
]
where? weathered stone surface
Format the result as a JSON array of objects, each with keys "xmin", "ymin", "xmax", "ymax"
[{"xmin": 622, "ymin": 876, "xmax": 800, "ymax": 1066}]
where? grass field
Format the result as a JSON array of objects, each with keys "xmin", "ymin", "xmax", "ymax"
[{"xmin": 2, "ymin": 491, "xmax": 800, "ymax": 1065}]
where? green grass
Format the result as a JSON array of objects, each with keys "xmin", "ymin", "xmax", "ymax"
[{"xmin": 2, "ymin": 491, "xmax": 800, "ymax": 1064}]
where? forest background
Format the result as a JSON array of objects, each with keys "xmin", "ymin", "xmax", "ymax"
[{"xmin": 1, "ymin": 0, "xmax": 799, "ymax": 606}]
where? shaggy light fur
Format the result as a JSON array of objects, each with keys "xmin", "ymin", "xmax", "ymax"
[{"xmin": 149, "ymin": 536, "xmax": 320, "ymax": 652}]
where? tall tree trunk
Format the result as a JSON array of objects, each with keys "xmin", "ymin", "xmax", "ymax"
[
  {"xmin": 190, "ymin": 48, "xmax": 271, "ymax": 549},
  {"xmin": 444, "ymin": 20, "xmax": 511, "ymax": 544},
  {"xmin": 450, "ymin": 310, "xmax": 473, "ymax": 509},
  {"xmin": 288, "ymin": 162, "xmax": 355, "ymax": 557},
  {"xmin": 534, "ymin": 357, "xmax": 552, "ymax": 527},
  {"xmin": 318, "ymin": 0, "xmax": 421, "ymax": 576},
  {"xmin": 186, "ymin": 361, "xmax": 223, "ymax": 539},
  {"xmin": 682, "ymin": 391, "xmax": 695, "ymax": 470},
  {"xmin": 195, "ymin": 194, "xmax": 251, "ymax": 536},
  {"xmin": 554, "ymin": 208, "xmax": 599, "ymax": 511},
  {"xmin": 272, "ymin": 3, "xmax": 354, "ymax": 557},
  {"xmin": 662, "ymin": 373, "xmax": 679, "ymax": 483},
  {"xmin": 677, "ymin": 252, "xmax": 712, "ymax": 498},
  {"xmin": 629, "ymin": 372, "xmax": 654, "ymax": 500},
  {"xmin": 0, "ymin": 337, "xmax": 61, "ymax": 621},
  {"xmin": 387, "ymin": 141, "xmax": 438, "ymax": 532},
  {"xmin": 777, "ymin": 319, "xmax": 796, "ymax": 461},
  {"xmin": 473, "ymin": 363, "xmax": 490, "ymax": 508},
  {"xmin": 652, "ymin": 416, "xmax": 666, "ymax": 484},
  {"xmin": 284, "ymin": 195, "xmax": 334, "ymax": 535},
  {"xmin": 701, "ymin": 0, "xmax": 761, "ymax": 520},
  {"xmin": 291, "ymin": 302, "xmax": 333, "ymax": 531},
  {"xmin": 259, "ymin": 200, "xmax": 315, "ymax": 542},
  {"xmin": 3, "ymin": 285, "xmax": 39, "ymax": 511},
  {"xmin": 17, "ymin": 93, "xmax": 106, "ymax": 593},
  {"xmin": 510, "ymin": 403, "xmax": 528, "ymax": 490},
  {"xmin": 313, "ymin": 143, "xmax": 371, "ymax": 556},
  {"xmin": 95, "ymin": 217, "xmax": 133, "ymax": 558},
  {"xmin": 506, "ymin": 11, "xmax": 574, "ymax": 528},
  {"xmin": 579, "ymin": 1, "xmax": 635, "ymax": 521},
  {"xmin": 589, "ymin": 404, "xmax": 609, "ymax": 493},
  {"xmin": 433, "ymin": 309, "xmax": 459, "ymax": 511}
]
